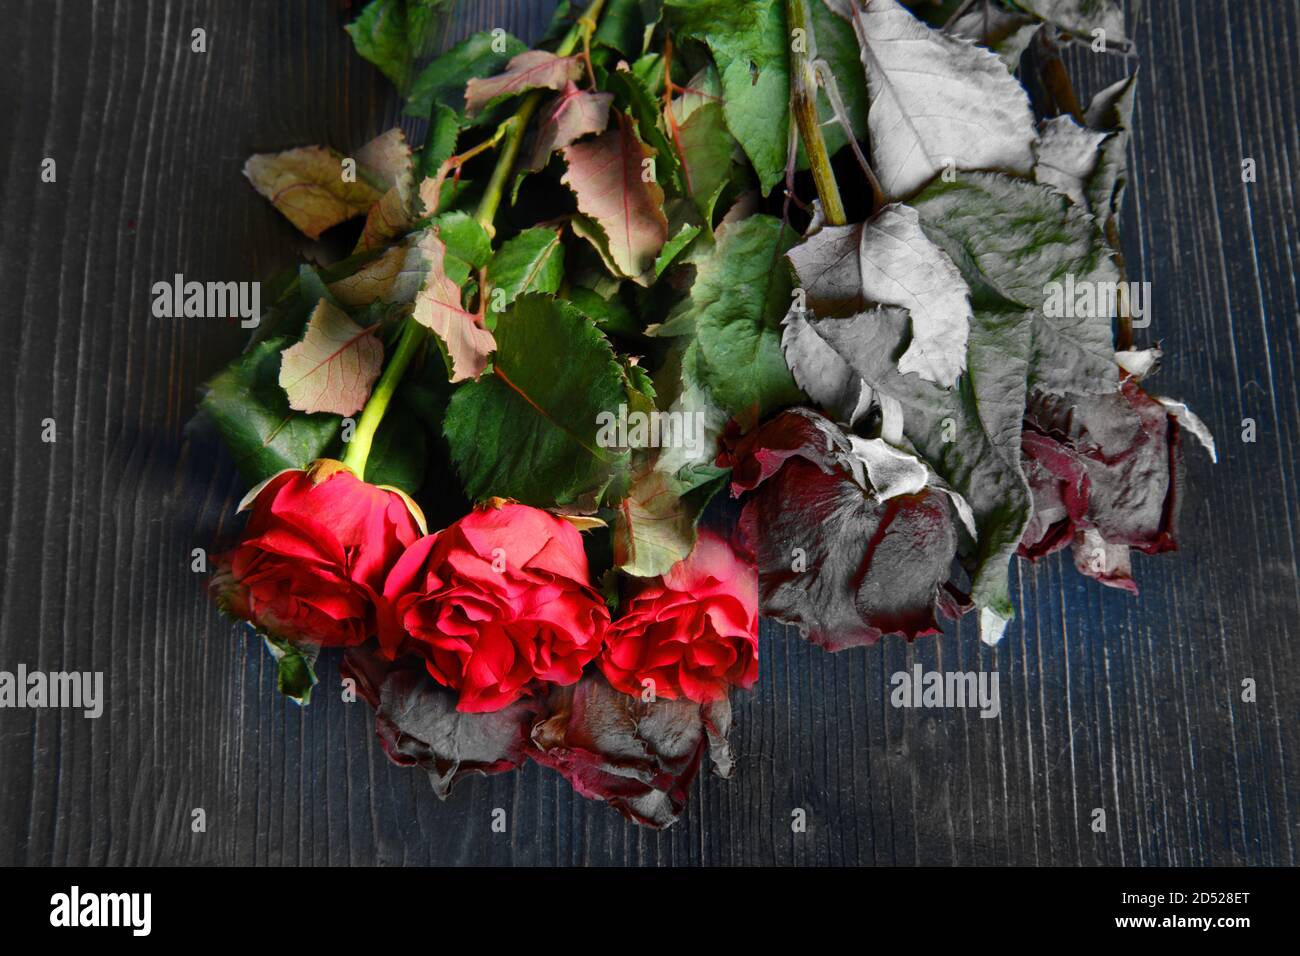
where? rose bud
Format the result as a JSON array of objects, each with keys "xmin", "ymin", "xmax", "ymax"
[
  {"xmin": 599, "ymin": 531, "xmax": 758, "ymax": 704},
  {"xmin": 211, "ymin": 459, "xmax": 425, "ymax": 648},
  {"xmin": 381, "ymin": 501, "xmax": 609, "ymax": 713}
]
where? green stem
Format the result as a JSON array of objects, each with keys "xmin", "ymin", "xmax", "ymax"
[
  {"xmin": 341, "ymin": 319, "xmax": 426, "ymax": 479},
  {"xmin": 474, "ymin": 0, "xmax": 607, "ymax": 233},
  {"xmin": 788, "ymin": 0, "xmax": 846, "ymax": 227},
  {"xmin": 348, "ymin": 0, "xmax": 609, "ymax": 480}
]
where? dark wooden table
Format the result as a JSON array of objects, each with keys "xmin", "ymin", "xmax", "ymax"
[{"xmin": 1, "ymin": 0, "xmax": 1296, "ymax": 866}]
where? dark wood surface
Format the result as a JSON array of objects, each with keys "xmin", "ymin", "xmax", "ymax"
[{"xmin": 1, "ymin": 0, "xmax": 1296, "ymax": 866}]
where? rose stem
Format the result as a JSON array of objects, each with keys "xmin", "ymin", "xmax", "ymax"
[
  {"xmin": 343, "ymin": 0, "xmax": 609, "ymax": 479},
  {"xmin": 788, "ymin": 0, "xmax": 847, "ymax": 227},
  {"xmin": 341, "ymin": 318, "xmax": 426, "ymax": 478},
  {"xmin": 474, "ymin": 0, "xmax": 607, "ymax": 235}
]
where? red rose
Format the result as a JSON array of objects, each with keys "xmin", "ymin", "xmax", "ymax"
[
  {"xmin": 381, "ymin": 502, "xmax": 609, "ymax": 713},
  {"xmin": 212, "ymin": 460, "xmax": 425, "ymax": 647},
  {"xmin": 600, "ymin": 531, "xmax": 758, "ymax": 704}
]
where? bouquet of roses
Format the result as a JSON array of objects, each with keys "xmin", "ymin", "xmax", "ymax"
[{"xmin": 199, "ymin": 0, "xmax": 1213, "ymax": 828}]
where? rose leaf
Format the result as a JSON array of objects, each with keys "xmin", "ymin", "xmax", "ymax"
[
  {"xmin": 200, "ymin": 337, "xmax": 340, "ymax": 486},
  {"xmin": 411, "ymin": 229, "xmax": 496, "ymax": 383},
  {"xmin": 464, "ymin": 50, "xmax": 584, "ymax": 118},
  {"xmin": 443, "ymin": 295, "xmax": 632, "ymax": 508},
  {"xmin": 823, "ymin": 0, "xmax": 1036, "ymax": 200},
  {"xmin": 278, "ymin": 299, "xmax": 384, "ymax": 417},
  {"xmin": 562, "ymin": 112, "xmax": 670, "ymax": 283}
]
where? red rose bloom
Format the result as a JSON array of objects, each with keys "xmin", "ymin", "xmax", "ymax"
[
  {"xmin": 600, "ymin": 531, "xmax": 758, "ymax": 704},
  {"xmin": 381, "ymin": 502, "xmax": 609, "ymax": 713},
  {"xmin": 212, "ymin": 460, "xmax": 424, "ymax": 647}
]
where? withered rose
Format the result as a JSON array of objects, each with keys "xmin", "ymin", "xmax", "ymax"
[
  {"xmin": 600, "ymin": 531, "xmax": 757, "ymax": 703},
  {"xmin": 528, "ymin": 671, "xmax": 734, "ymax": 829},
  {"xmin": 723, "ymin": 408, "xmax": 966, "ymax": 650},
  {"xmin": 211, "ymin": 460, "xmax": 424, "ymax": 647},
  {"xmin": 1019, "ymin": 378, "xmax": 1185, "ymax": 592},
  {"xmin": 381, "ymin": 501, "xmax": 609, "ymax": 713}
]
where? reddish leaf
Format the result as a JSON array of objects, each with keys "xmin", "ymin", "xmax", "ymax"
[
  {"xmin": 562, "ymin": 112, "xmax": 669, "ymax": 282},
  {"xmin": 354, "ymin": 128, "xmax": 414, "ymax": 195},
  {"xmin": 277, "ymin": 300, "xmax": 383, "ymax": 416},
  {"xmin": 354, "ymin": 185, "xmax": 413, "ymax": 253},
  {"xmin": 411, "ymin": 230, "xmax": 495, "ymax": 383},
  {"xmin": 465, "ymin": 50, "xmax": 583, "ymax": 117},
  {"xmin": 244, "ymin": 146, "xmax": 385, "ymax": 240},
  {"xmin": 526, "ymin": 82, "xmax": 614, "ymax": 172}
]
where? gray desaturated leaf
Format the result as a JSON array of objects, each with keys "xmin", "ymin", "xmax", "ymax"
[
  {"xmin": 948, "ymin": 0, "xmax": 1041, "ymax": 70},
  {"xmin": 1033, "ymin": 115, "xmax": 1109, "ymax": 207},
  {"xmin": 824, "ymin": 0, "xmax": 1037, "ymax": 199},
  {"xmin": 855, "ymin": 203, "xmax": 972, "ymax": 387},
  {"xmin": 1155, "ymin": 396, "xmax": 1218, "ymax": 464},
  {"xmin": 910, "ymin": 171, "xmax": 1120, "ymax": 395},
  {"xmin": 780, "ymin": 172, "xmax": 1121, "ymax": 636},
  {"xmin": 1011, "ymin": 0, "xmax": 1127, "ymax": 45},
  {"xmin": 782, "ymin": 309, "xmax": 874, "ymax": 425},
  {"xmin": 1085, "ymin": 73, "xmax": 1138, "ymax": 226}
]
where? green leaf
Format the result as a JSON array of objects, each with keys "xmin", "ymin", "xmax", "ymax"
[
  {"xmin": 654, "ymin": 223, "xmax": 701, "ymax": 278},
  {"xmin": 485, "ymin": 228, "xmax": 565, "ymax": 314},
  {"xmin": 567, "ymin": 286, "xmax": 640, "ymax": 338},
  {"xmin": 665, "ymin": 0, "xmax": 790, "ymax": 195},
  {"xmin": 363, "ymin": 399, "xmax": 429, "ymax": 495},
  {"xmin": 418, "ymin": 103, "xmax": 460, "ymax": 181},
  {"xmin": 613, "ymin": 459, "xmax": 728, "ymax": 577},
  {"xmin": 595, "ymin": 0, "xmax": 663, "ymax": 57},
  {"xmin": 346, "ymin": 0, "xmax": 452, "ymax": 92},
  {"xmin": 430, "ymin": 211, "xmax": 493, "ymax": 283},
  {"xmin": 661, "ymin": 215, "xmax": 803, "ymax": 425},
  {"xmin": 405, "ymin": 30, "xmax": 527, "ymax": 119},
  {"xmin": 250, "ymin": 263, "xmax": 348, "ymax": 347},
  {"xmin": 444, "ymin": 296, "xmax": 631, "ymax": 507},
  {"xmin": 260, "ymin": 632, "xmax": 319, "ymax": 705},
  {"xmin": 201, "ymin": 338, "xmax": 339, "ymax": 486}
]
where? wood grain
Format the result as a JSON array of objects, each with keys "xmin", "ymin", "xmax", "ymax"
[{"xmin": 0, "ymin": 0, "xmax": 1295, "ymax": 866}]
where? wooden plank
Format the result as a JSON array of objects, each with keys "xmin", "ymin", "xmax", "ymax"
[{"xmin": 0, "ymin": 0, "xmax": 1295, "ymax": 866}]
